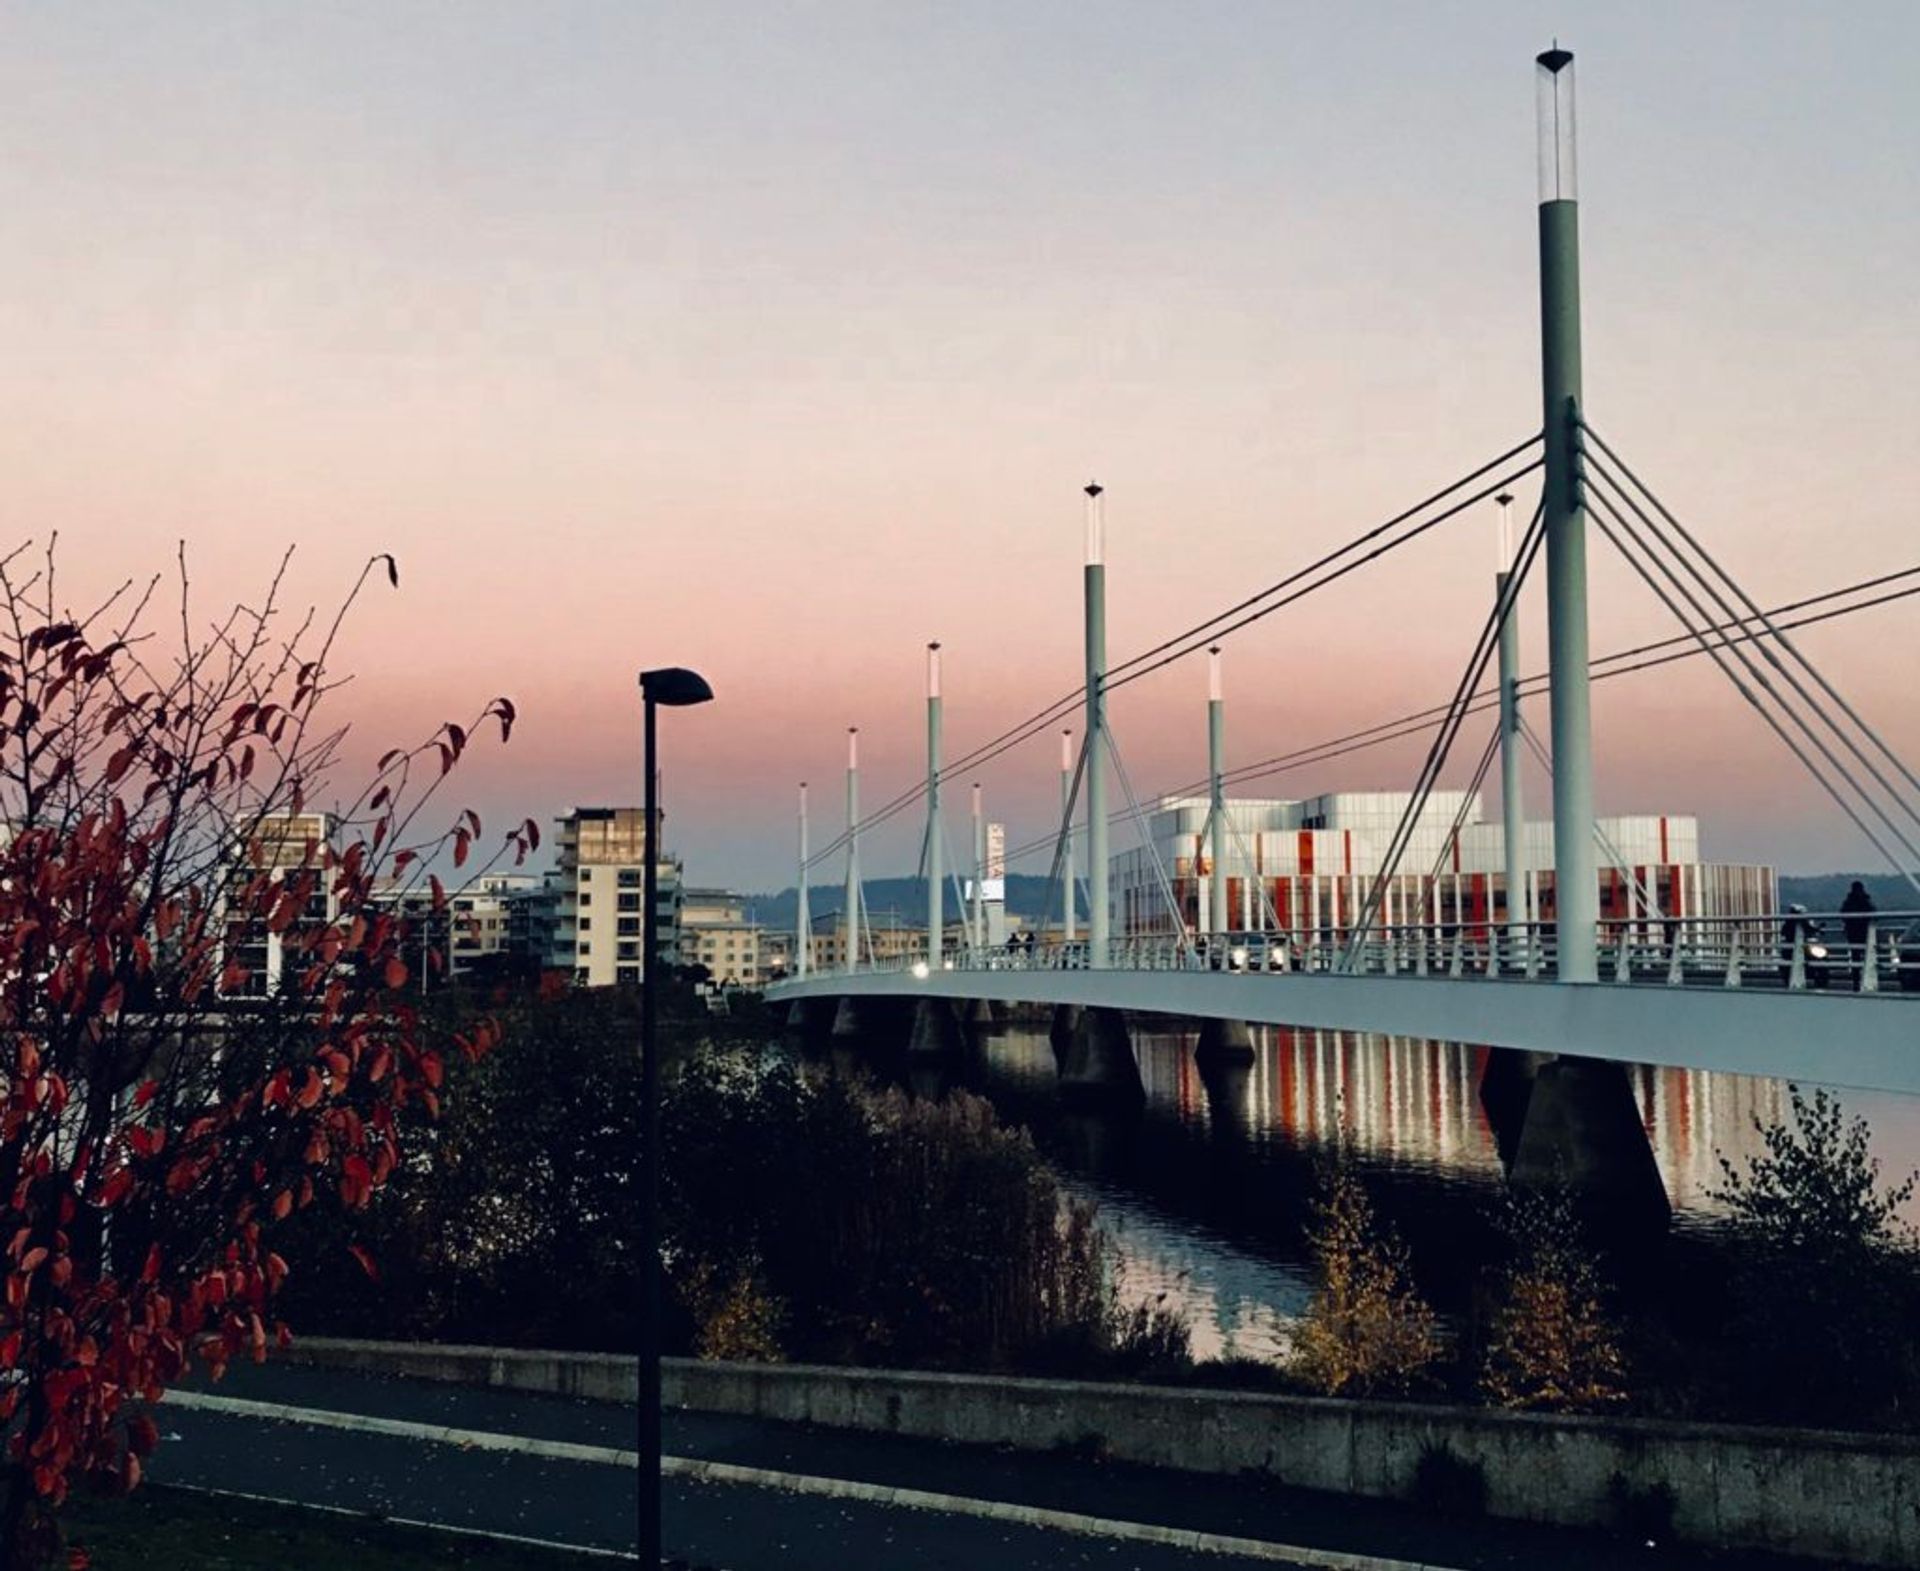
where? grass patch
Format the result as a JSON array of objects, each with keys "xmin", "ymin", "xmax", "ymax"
[{"xmin": 64, "ymin": 1486, "xmax": 593, "ymax": 1570}]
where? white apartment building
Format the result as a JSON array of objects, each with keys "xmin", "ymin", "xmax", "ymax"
[
  {"xmin": 221, "ymin": 810, "xmax": 340, "ymax": 997},
  {"xmin": 371, "ymin": 871, "xmax": 540, "ymax": 982},
  {"xmin": 548, "ymin": 808, "xmax": 683, "ymax": 987},
  {"xmin": 679, "ymin": 888, "xmax": 770, "ymax": 988},
  {"xmin": 1113, "ymin": 791, "xmax": 1774, "ymax": 940}
]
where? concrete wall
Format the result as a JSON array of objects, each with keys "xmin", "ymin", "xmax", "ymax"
[
  {"xmin": 285, "ymin": 1339, "xmax": 1920, "ymax": 1566},
  {"xmin": 289, "ymin": 1336, "xmax": 635, "ymax": 1404}
]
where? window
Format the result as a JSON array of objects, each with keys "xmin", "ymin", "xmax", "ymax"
[
  {"xmin": 579, "ymin": 918, "xmax": 592, "ymax": 932},
  {"xmin": 579, "ymin": 868, "xmax": 593, "ymax": 881},
  {"xmin": 618, "ymin": 869, "xmax": 641, "ymax": 888},
  {"xmin": 616, "ymin": 965, "xmax": 640, "ymax": 985},
  {"xmin": 618, "ymin": 941, "xmax": 640, "ymax": 960},
  {"xmin": 618, "ymin": 917, "xmax": 641, "ymax": 936},
  {"xmin": 579, "ymin": 892, "xmax": 592, "ymax": 907},
  {"xmin": 579, "ymin": 942, "xmax": 591, "ymax": 955},
  {"xmin": 618, "ymin": 893, "xmax": 641, "ymax": 912}
]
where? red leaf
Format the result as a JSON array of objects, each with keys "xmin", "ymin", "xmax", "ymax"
[
  {"xmin": 383, "ymin": 956, "xmax": 408, "ymax": 990},
  {"xmin": 348, "ymin": 1244, "xmax": 379, "ymax": 1281},
  {"xmin": 379, "ymin": 553, "xmax": 399, "ymax": 588},
  {"xmin": 452, "ymin": 829, "xmax": 470, "ymax": 869}
]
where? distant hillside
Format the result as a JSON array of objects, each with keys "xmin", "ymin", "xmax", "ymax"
[
  {"xmin": 1778, "ymin": 874, "xmax": 1917, "ymax": 915},
  {"xmin": 745, "ymin": 873, "xmax": 1078, "ymax": 931}
]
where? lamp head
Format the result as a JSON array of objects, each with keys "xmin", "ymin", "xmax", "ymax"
[{"xmin": 639, "ymin": 667, "xmax": 715, "ymax": 707}]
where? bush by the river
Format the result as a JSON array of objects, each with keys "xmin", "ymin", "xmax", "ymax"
[
  {"xmin": 277, "ymin": 983, "xmax": 1185, "ymax": 1376},
  {"xmin": 1292, "ymin": 1150, "xmax": 1442, "ymax": 1396},
  {"xmin": 1710, "ymin": 1085, "xmax": 1920, "ymax": 1429},
  {"xmin": 1476, "ymin": 1185, "xmax": 1628, "ymax": 1412},
  {"xmin": 662, "ymin": 1052, "xmax": 1188, "ymax": 1374}
]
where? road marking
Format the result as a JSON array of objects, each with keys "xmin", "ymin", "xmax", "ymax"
[
  {"xmin": 162, "ymin": 1388, "xmax": 637, "ymax": 1467},
  {"xmin": 163, "ymin": 1389, "xmax": 1464, "ymax": 1570}
]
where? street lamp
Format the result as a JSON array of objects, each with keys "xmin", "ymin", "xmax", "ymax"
[{"xmin": 636, "ymin": 664, "xmax": 713, "ymax": 1568}]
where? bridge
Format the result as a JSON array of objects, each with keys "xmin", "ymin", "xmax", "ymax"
[{"xmin": 761, "ymin": 48, "xmax": 1920, "ymax": 1211}]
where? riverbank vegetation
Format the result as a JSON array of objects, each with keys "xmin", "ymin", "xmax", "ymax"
[
  {"xmin": 276, "ymin": 984, "xmax": 1920, "ymax": 1433},
  {"xmin": 278, "ymin": 989, "xmax": 1184, "ymax": 1379}
]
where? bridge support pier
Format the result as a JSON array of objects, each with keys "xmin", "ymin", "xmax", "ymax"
[
  {"xmin": 830, "ymin": 995, "xmax": 873, "ymax": 1043},
  {"xmin": 1510, "ymin": 1056, "xmax": 1670, "ymax": 1233},
  {"xmin": 1048, "ymin": 1004, "xmax": 1082, "ymax": 1068},
  {"xmin": 907, "ymin": 997, "xmax": 966, "ymax": 1059},
  {"xmin": 1194, "ymin": 1017, "xmax": 1255, "ymax": 1068},
  {"xmin": 1059, "ymin": 1007, "xmax": 1144, "ymax": 1108},
  {"xmin": 1478, "ymin": 1046, "xmax": 1551, "ymax": 1168},
  {"xmin": 959, "ymin": 995, "xmax": 998, "ymax": 1036},
  {"xmin": 785, "ymin": 997, "xmax": 834, "ymax": 1048}
]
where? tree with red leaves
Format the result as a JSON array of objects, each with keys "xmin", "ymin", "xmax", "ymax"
[{"xmin": 0, "ymin": 540, "xmax": 537, "ymax": 1565}]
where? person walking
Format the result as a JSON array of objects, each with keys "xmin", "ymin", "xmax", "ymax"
[{"xmin": 1841, "ymin": 880, "xmax": 1878, "ymax": 989}]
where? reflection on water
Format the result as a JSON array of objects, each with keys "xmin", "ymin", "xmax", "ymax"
[{"xmin": 961, "ymin": 1024, "xmax": 1853, "ymax": 1363}]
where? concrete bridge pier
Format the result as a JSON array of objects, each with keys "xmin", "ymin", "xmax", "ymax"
[
  {"xmin": 907, "ymin": 996, "xmax": 966, "ymax": 1059},
  {"xmin": 959, "ymin": 996, "xmax": 999, "ymax": 1036},
  {"xmin": 784, "ymin": 997, "xmax": 835, "ymax": 1049},
  {"xmin": 1193, "ymin": 1017, "xmax": 1256, "ymax": 1068},
  {"xmin": 1048, "ymin": 1004, "xmax": 1082, "ymax": 1070},
  {"xmin": 830, "ymin": 995, "xmax": 871, "ymax": 1043},
  {"xmin": 1478, "ymin": 1047, "xmax": 1551, "ymax": 1169},
  {"xmin": 1509, "ymin": 1056, "xmax": 1671, "ymax": 1234},
  {"xmin": 1197, "ymin": 1055, "xmax": 1254, "ymax": 1141},
  {"xmin": 1058, "ymin": 1007, "xmax": 1144, "ymax": 1108}
]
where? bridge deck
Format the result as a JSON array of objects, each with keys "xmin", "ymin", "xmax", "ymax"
[{"xmin": 768, "ymin": 968, "xmax": 1920, "ymax": 1097}]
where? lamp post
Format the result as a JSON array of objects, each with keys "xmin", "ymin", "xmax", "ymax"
[{"xmin": 636, "ymin": 664, "xmax": 713, "ymax": 1568}]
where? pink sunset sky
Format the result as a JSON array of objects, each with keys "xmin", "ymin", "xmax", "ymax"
[{"xmin": 1, "ymin": 3, "xmax": 1915, "ymax": 890}]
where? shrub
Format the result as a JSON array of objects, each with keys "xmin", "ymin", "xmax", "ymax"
[
  {"xmin": 679, "ymin": 1255, "xmax": 786, "ymax": 1362},
  {"xmin": 660, "ymin": 1053, "xmax": 1158, "ymax": 1373},
  {"xmin": 1711, "ymin": 1085, "xmax": 1920, "ymax": 1427},
  {"xmin": 1291, "ymin": 1155, "xmax": 1441, "ymax": 1396},
  {"xmin": 1477, "ymin": 1185, "xmax": 1627, "ymax": 1412}
]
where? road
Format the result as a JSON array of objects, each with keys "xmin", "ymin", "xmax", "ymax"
[{"xmin": 151, "ymin": 1361, "xmax": 1804, "ymax": 1569}]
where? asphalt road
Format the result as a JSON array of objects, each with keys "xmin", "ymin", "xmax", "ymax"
[{"xmin": 151, "ymin": 1361, "xmax": 1808, "ymax": 1570}]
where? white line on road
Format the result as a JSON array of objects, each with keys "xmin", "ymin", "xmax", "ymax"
[
  {"xmin": 163, "ymin": 1388, "xmax": 639, "ymax": 1466},
  {"xmin": 163, "ymin": 1389, "xmax": 1465, "ymax": 1571}
]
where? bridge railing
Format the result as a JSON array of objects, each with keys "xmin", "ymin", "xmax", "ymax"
[{"xmin": 798, "ymin": 910, "xmax": 1920, "ymax": 995}]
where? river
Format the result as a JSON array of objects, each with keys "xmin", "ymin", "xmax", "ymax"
[{"xmin": 898, "ymin": 1023, "xmax": 1920, "ymax": 1364}]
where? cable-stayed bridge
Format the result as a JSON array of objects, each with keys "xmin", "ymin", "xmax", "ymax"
[{"xmin": 762, "ymin": 49, "xmax": 1920, "ymax": 1206}]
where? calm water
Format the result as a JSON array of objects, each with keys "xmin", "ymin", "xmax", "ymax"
[{"xmin": 903, "ymin": 1024, "xmax": 1920, "ymax": 1364}]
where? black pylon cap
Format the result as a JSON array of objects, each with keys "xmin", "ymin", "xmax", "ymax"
[
  {"xmin": 1537, "ymin": 46, "xmax": 1573, "ymax": 73},
  {"xmin": 1496, "ymin": 492, "xmax": 1513, "ymax": 506},
  {"xmin": 1084, "ymin": 482, "xmax": 1104, "ymax": 498}
]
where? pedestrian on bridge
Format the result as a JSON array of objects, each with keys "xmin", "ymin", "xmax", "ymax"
[{"xmin": 1842, "ymin": 880, "xmax": 1877, "ymax": 988}]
